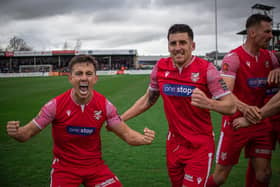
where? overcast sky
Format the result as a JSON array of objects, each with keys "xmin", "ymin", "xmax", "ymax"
[{"xmin": 0, "ymin": 0, "xmax": 279, "ymax": 56}]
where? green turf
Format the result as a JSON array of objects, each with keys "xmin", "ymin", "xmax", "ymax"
[{"xmin": 0, "ymin": 75, "xmax": 279, "ymax": 187}]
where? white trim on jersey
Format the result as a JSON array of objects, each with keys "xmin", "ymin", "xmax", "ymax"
[
  {"xmin": 148, "ymin": 86, "xmax": 159, "ymax": 91},
  {"xmin": 32, "ymin": 119, "xmax": 43, "ymax": 130},
  {"xmin": 213, "ymin": 91, "xmax": 231, "ymax": 100},
  {"xmin": 220, "ymin": 74, "xmax": 235, "ymax": 79}
]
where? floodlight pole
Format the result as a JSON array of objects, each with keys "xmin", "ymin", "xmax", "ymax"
[{"xmin": 215, "ymin": 0, "xmax": 218, "ymax": 66}]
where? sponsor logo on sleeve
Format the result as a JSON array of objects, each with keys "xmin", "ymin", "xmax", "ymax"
[
  {"xmin": 221, "ymin": 63, "xmax": 229, "ymax": 73},
  {"xmin": 66, "ymin": 126, "xmax": 96, "ymax": 136},
  {"xmin": 163, "ymin": 84, "xmax": 195, "ymax": 97}
]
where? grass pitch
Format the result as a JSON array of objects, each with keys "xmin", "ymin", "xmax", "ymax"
[{"xmin": 0, "ymin": 75, "xmax": 279, "ymax": 186}]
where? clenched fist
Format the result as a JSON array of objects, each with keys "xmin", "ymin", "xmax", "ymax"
[
  {"xmin": 143, "ymin": 128, "xmax": 155, "ymax": 145},
  {"xmin": 6, "ymin": 121, "xmax": 20, "ymax": 138}
]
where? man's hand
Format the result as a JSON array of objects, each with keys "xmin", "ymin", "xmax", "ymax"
[
  {"xmin": 267, "ymin": 68, "xmax": 280, "ymax": 85},
  {"xmin": 143, "ymin": 128, "xmax": 155, "ymax": 145},
  {"xmin": 244, "ymin": 106, "xmax": 262, "ymax": 124},
  {"xmin": 191, "ymin": 88, "xmax": 212, "ymax": 109},
  {"xmin": 6, "ymin": 121, "xmax": 20, "ymax": 138},
  {"xmin": 233, "ymin": 117, "xmax": 251, "ymax": 130}
]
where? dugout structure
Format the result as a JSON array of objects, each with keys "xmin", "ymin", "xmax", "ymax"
[{"xmin": 0, "ymin": 49, "xmax": 137, "ymax": 73}]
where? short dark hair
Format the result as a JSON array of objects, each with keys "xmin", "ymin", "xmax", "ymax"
[
  {"xmin": 68, "ymin": 55, "xmax": 98, "ymax": 73},
  {"xmin": 167, "ymin": 24, "xmax": 194, "ymax": 40},
  {"xmin": 246, "ymin": 13, "xmax": 272, "ymax": 30}
]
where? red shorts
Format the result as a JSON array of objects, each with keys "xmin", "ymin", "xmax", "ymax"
[
  {"xmin": 216, "ymin": 119, "xmax": 273, "ymax": 166},
  {"xmin": 166, "ymin": 132, "xmax": 215, "ymax": 187},
  {"xmin": 50, "ymin": 158, "xmax": 122, "ymax": 187}
]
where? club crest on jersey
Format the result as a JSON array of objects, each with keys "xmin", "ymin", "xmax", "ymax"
[
  {"xmin": 246, "ymin": 61, "xmax": 251, "ymax": 68},
  {"xmin": 165, "ymin": 71, "xmax": 170, "ymax": 78},
  {"xmin": 191, "ymin": 72, "xmax": 200, "ymax": 82},
  {"xmin": 94, "ymin": 110, "xmax": 102, "ymax": 120}
]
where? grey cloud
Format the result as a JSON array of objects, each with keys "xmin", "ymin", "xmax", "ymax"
[
  {"xmin": 0, "ymin": 0, "xmax": 153, "ymax": 22},
  {"xmin": 0, "ymin": 0, "xmax": 279, "ymax": 55},
  {"xmin": 106, "ymin": 31, "xmax": 163, "ymax": 47},
  {"xmin": 92, "ymin": 9, "xmax": 131, "ymax": 23}
]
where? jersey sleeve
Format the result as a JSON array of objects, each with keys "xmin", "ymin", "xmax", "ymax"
[
  {"xmin": 207, "ymin": 63, "xmax": 231, "ymax": 99},
  {"xmin": 220, "ymin": 52, "xmax": 240, "ymax": 78},
  {"xmin": 105, "ymin": 99, "xmax": 122, "ymax": 127},
  {"xmin": 32, "ymin": 98, "xmax": 56, "ymax": 129},
  {"xmin": 149, "ymin": 63, "xmax": 159, "ymax": 91}
]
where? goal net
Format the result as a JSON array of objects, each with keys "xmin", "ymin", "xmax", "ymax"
[{"xmin": 19, "ymin": 64, "xmax": 53, "ymax": 73}]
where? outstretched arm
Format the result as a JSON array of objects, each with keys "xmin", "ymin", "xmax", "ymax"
[
  {"xmin": 108, "ymin": 122, "xmax": 155, "ymax": 146},
  {"xmin": 6, "ymin": 120, "xmax": 41, "ymax": 142},
  {"xmin": 121, "ymin": 88, "xmax": 160, "ymax": 121}
]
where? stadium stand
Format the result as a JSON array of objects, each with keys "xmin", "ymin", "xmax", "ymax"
[{"xmin": 0, "ymin": 49, "xmax": 137, "ymax": 73}]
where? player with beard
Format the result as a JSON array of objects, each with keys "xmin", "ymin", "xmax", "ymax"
[
  {"xmin": 232, "ymin": 51, "xmax": 280, "ymax": 187},
  {"xmin": 206, "ymin": 14, "xmax": 280, "ymax": 187},
  {"xmin": 121, "ymin": 24, "xmax": 236, "ymax": 187}
]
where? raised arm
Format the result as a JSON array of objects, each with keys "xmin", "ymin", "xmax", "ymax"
[
  {"xmin": 6, "ymin": 120, "xmax": 41, "ymax": 142},
  {"xmin": 121, "ymin": 88, "xmax": 160, "ymax": 121},
  {"xmin": 6, "ymin": 98, "xmax": 56, "ymax": 142}
]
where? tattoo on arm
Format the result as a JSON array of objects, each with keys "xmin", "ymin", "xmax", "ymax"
[{"xmin": 148, "ymin": 90, "xmax": 160, "ymax": 106}]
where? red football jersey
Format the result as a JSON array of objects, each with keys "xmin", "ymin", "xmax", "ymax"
[
  {"xmin": 33, "ymin": 89, "xmax": 121, "ymax": 167},
  {"xmin": 221, "ymin": 46, "xmax": 278, "ymax": 132},
  {"xmin": 150, "ymin": 56, "xmax": 230, "ymax": 145}
]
